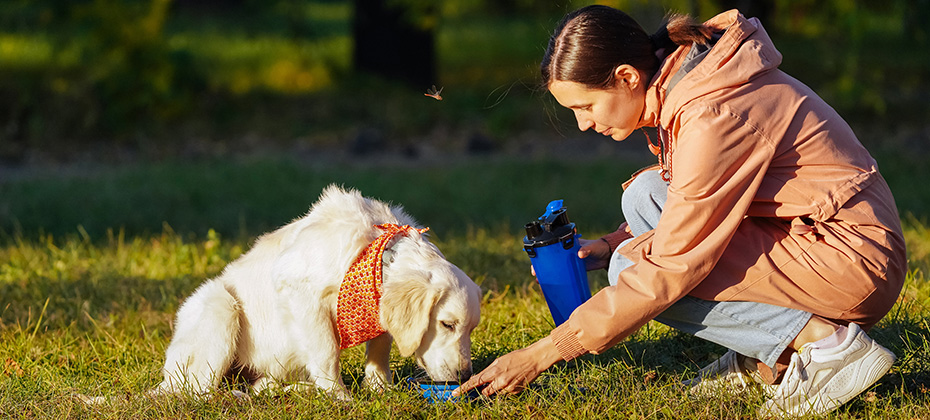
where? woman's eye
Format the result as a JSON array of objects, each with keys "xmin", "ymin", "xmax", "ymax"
[{"xmin": 440, "ymin": 321, "xmax": 456, "ymax": 331}]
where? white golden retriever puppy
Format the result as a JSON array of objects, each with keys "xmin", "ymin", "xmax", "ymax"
[{"xmin": 153, "ymin": 185, "xmax": 481, "ymax": 400}]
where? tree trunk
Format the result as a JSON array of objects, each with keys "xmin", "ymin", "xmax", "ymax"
[{"xmin": 352, "ymin": 0, "xmax": 436, "ymax": 87}]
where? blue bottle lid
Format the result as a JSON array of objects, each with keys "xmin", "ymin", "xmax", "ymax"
[
  {"xmin": 524, "ymin": 199, "xmax": 576, "ymax": 248},
  {"xmin": 542, "ymin": 199, "xmax": 564, "ymax": 220}
]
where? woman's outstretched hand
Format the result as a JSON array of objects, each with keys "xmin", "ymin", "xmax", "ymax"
[{"xmin": 452, "ymin": 336, "xmax": 563, "ymax": 397}]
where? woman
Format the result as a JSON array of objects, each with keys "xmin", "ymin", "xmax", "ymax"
[{"xmin": 454, "ymin": 5, "xmax": 905, "ymax": 417}]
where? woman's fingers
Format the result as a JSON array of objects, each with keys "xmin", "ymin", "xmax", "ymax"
[
  {"xmin": 532, "ymin": 238, "xmax": 609, "ymax": 276},
  {"xmin": 577, "ymin": 238, "xmax": 606, "ymax": 259},
  {"xmin": 455, "ymin": 337, "xmax": 561, "ymax": 398},
  {"xmin": 577, "ymin": 238, "xmax": 610, "ymax": 271},
  {"xmin": 453, "ymin": 355, "xmax": 531, "ymax": 397},
  {"xmin": 454, "ymin": 371, "xmax": 489, "ymax": 396},
  {"xmin": 578, "ymin": 246, "xmax": 592, "ymax": 258},
  {"xmin": 477, "ymin": 360, "xmax": 528, "ymax": 396}
]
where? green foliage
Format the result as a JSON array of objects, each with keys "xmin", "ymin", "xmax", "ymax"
[
  {"xmin": 766, "ymin": 0, "xmax": 927, "ymax": 119},
  {"xmin": 0, "ymin": 0, "xmax": 205, "ymax": 149},
  {"xmin": 64, "ymin": 0, "xmax": 199, "ymax": 130},
  {"xmin": 1, "ymin": 0, "xmax": 927, "ymax": 157}
]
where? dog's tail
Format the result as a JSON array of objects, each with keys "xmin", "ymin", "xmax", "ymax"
[
  {"xmin": 75, "ymin": 280, "xmax": 244, "ymax": 405},
  {"xmin": 157, "ymin": 280, "xmax": 242, "ymax": 394}
]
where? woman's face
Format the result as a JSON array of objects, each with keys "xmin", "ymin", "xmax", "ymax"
[{"xmin": 548, "ymin": 65, "xmax": 646, "ymax": 142}]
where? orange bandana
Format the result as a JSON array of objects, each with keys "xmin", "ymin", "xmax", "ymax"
[{"xmin": 337, "ymin": 223, "xmax": 429, "ymax": 349}]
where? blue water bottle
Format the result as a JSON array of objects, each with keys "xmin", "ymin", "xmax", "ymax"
[{"xmin": 523, "ymin": 199, "xmax": 591, "ymax": 326}]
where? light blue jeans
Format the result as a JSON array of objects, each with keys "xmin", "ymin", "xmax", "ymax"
[{"xmin": 607, "ymin": 170, "xmax": 811, "ymax": 367}]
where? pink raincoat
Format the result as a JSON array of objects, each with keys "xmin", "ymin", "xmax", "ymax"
[{"xmin": 550, "ymin": 10, "xmax": 906, "ymax": 360}]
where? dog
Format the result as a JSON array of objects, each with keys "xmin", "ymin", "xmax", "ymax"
[{"xmin": 138, "ymin": 185, "xmax": 480, "ymax": 400}]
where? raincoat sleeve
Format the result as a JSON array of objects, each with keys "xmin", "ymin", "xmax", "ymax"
[
  {"xmin": 551, "ymin": 104, "xmax": 778, "ymax": 359},
  {"xmin": 600, "ymin": 222, "xmax": 632, "ymax": 252}
]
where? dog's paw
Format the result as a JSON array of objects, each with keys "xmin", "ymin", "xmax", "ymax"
[
  {"xmin": 362, "ymin": 375, "xmax": 391, "ymax": 393},
  {"xmin": 73, "ymin": 393, "xmax": 108, "ymax": 406},
  {"xmin": 230, "ymin": 389, "xmax": 251, "ymax": 402}
]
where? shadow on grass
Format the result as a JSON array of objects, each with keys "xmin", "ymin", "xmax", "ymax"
[
  {"xmin": 0, "ymin": 273, "xmax": 199, "ymax": 332},
  {"xmin": 872, "ymin": 309, "xmax": 930, "ymax": 398},
  {"xmin": 457, "ymin": 307, "xmax": 930, "ymax": 413}
]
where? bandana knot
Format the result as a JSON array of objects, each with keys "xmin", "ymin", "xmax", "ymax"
[{"xmin": 336, "ymin": 223, "xmax": 429, "ymax": 349}]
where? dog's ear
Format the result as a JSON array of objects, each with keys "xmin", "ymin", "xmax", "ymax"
[{"xmin": 379, "ymin": 272, "xmax": 439, "ymax": 357}]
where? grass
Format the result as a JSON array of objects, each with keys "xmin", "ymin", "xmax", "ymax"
[
  {"xmin": 0, "ymin": 156, "xmax": 644, "ymax": 240},
  {"xmin": 2, "ymin": 158, "xmax": 930, "ymax": 419}
]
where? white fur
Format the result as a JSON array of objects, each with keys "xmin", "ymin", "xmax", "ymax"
[{"xmin": 153, "ymin": 185, "xmax": 482, "ymax": 400}]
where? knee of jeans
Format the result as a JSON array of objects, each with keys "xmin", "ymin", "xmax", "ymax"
[
  {"xmin": 607, "ymin": 240, "xmax": 635, "ymax": 286},
  {"xmin": 621, "ymin": 170, "xmax": 667, "ymax": 222}
]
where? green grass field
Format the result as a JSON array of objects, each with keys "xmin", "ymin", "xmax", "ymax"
[{"xmin": 2, "ymin": 157, "xmax": 929, "ymax": 419}]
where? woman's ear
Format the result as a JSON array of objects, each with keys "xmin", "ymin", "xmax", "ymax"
[{"xmin": 613, "ymin": 64, "xmax": 642, "ymax": 91}]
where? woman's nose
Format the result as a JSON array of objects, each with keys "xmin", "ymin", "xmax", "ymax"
[{"xmin": 576, "ymin": 115, "xmax": 594, "ymax": 132}]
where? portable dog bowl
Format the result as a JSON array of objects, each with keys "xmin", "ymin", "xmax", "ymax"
[
  {"xmin": 523, "ymin": 199, "xmax": 591, "ymax": 326},
  {"xmin": 407, "ymin": 378, "xmax": 479, "ymax": 403}
]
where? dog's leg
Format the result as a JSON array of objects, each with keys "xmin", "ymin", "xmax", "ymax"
[
  {"xmin": 295, "ymin": 325, "xmax": 352, "ymax": 399},
  {"xmin": 363, "ymin": 333, "xmax": 393, "ymax": 392},
  {"xmin": 157, "ymin": 280, "xmax": 240, "ymax": 395},
  {"xmin": 288, "ymin": 369, "xmax": 351, "ymax": 401},
  {"xmin": 299, "ymin": 340, "xmax": 352, "ymax": 400}
]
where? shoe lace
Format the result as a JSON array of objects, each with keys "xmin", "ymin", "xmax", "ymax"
[{"xmin": 773, "ymin": 346, "xmax": 811, "ymax": 400}]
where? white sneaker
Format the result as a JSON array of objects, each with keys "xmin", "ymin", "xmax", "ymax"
[
  {"xmin": 759, "ymin": 323, "xmax": 895, "ymax": 417},
  {"xmin": 683, "ymin": 349, "xmax": 773, "ymax": 396}
]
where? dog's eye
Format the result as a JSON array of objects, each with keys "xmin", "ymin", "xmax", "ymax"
[{"xmin": 440, "ymin": 321, "xmax": 456, "ymax": 331}]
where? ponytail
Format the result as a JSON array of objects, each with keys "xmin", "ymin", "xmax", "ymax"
[{"xmin": 649, "ymin": 14, "xmax": 712, "ymax": 52}]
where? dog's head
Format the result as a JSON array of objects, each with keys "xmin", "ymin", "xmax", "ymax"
[{"xmin": 379, "ymin": 237, "xmax": 481, "ymax": 383}]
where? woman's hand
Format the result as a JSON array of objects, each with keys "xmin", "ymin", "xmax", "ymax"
[
  {"xmin": 452, "ymin": 336, "xmax": 562, "ymax": 397},
  {"xmin": 576, "ymin": 237, "xmax": 612, "ymax": 271},
  {"xmin": 531, "ymin": 237, "xmax": 613, "ymax": 277}
]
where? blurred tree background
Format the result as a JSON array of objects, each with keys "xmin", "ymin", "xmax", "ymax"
[{"xmin": 0, "ymin": 0, "xmax": 928, "ymax": 164}]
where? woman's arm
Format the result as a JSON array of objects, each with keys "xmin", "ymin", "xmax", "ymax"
[{"xmin": 552, "ymin": 103, "xmax": 778, "ymax": 357}]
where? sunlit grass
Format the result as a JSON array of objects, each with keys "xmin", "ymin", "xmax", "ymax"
[
  {"xmin": 1, "ymin": 221, "xmax": 928, "ymax": 419},
  {"xmin": 1, "ymin": 158, "xmax": 929, "ymax": 418}
]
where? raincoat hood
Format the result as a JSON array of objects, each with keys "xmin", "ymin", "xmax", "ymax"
[{"xmin": 643, "ymin": 10, "xmax": 783, "ymax": 129}]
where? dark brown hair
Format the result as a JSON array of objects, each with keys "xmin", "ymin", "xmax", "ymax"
[{"xmin": 541, "ymin": 5, "xmax": 711, "ymax": 89}]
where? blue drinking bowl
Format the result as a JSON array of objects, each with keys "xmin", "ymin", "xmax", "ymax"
[{"xmin": 407, "ymin": 378, "xmax": 480, "ymax": 403}]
